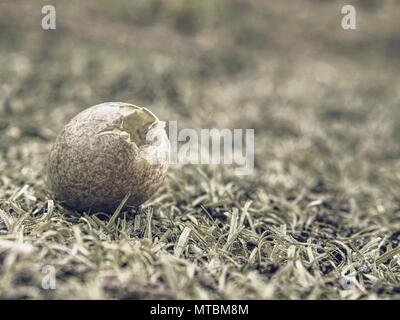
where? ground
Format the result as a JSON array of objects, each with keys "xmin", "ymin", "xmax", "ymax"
[{"xmin": 0, "ymin": 0, "xmax": 399, "ymax": 299}]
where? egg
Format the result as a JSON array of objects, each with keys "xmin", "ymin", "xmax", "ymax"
[{"xmin": 47, "ymin": 102, "xmax": 170, "ymax": 213}]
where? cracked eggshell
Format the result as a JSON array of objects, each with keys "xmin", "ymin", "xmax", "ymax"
[{"xmin": 47, "ymin": 102, "xmax": 170, "ymax": 213}]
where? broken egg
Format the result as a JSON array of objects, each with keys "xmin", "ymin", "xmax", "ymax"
[{"xmin": 47, "ymin": 102, "xmax": 170, "ymax": 213}]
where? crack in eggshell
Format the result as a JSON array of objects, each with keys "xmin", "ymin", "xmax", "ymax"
[{"xmin": 96, "ymin": 104, "xmax": 158, "ymax": 148}]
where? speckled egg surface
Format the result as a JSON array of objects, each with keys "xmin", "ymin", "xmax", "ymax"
[{"xmin": 47, "ymin": 102, "xmax": 170, "ymax": 213}]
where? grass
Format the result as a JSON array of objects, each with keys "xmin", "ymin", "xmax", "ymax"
[{"xmin": 0, "ymin": 0, "xmax": 400, "ymax": 299}]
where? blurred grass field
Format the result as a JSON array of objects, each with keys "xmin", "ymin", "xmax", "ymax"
[{"xmin": 0, "ymin": 0, "xmax": 400, "ymax": 299}]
